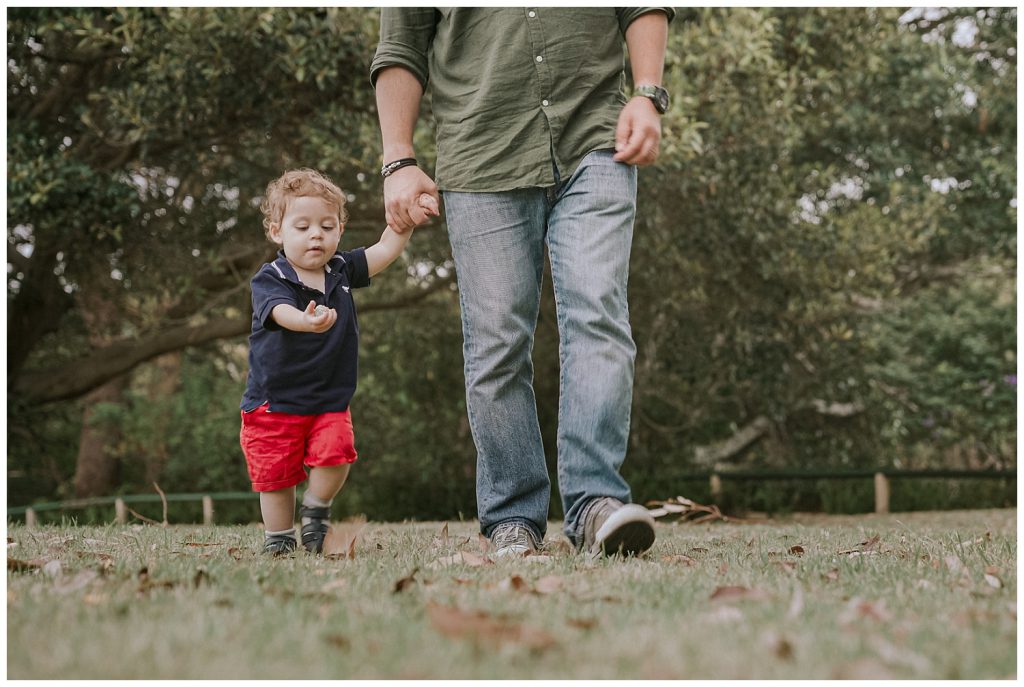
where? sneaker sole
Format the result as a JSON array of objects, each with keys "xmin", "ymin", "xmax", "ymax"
[{"xmin": 591, "ymin": 504, "xmax": 656, "ymax": 556}]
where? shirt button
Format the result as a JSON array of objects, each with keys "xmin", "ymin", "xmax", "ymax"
[
  {"xmin": 542, "ymin": 99, "xmax": 549, "ymax": 107},
  {"xmin": 535, "ymin": 55, "xmax": 543, "ymax": 63},
  {"xmin": 528, "ymin": 10, "xmax": 536, "ymax": 18}
]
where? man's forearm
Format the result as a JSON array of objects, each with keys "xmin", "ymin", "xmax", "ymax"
[
  {"xmin": 375, "ymin": 66, "xmax": 424, "ymax": 162},
  {"xmin": 625, "ymin": 12, "xmax": 668, "ymax": 85}
]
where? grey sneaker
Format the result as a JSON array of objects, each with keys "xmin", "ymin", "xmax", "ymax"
[
  {"xmin": 490, "ymin": 522, "xmax": 540, "ymax": 558},
  {"xmin": 580, "ymin": 497, "xmax": 656, "ymax": 557}
]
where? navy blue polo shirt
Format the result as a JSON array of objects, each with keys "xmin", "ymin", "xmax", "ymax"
[{"xmin": 241, "ymin": 249, "xmax": 370, "ymax": 414}]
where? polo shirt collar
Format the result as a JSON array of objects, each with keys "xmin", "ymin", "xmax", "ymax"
[{"xmin": 270, "ymin": 250, "xmax": 347, "ymax": 284}]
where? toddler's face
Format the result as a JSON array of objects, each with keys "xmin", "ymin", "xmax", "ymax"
[{"xmin": 270, "ymin": 196, "xmax": 343, "ymax": 272}]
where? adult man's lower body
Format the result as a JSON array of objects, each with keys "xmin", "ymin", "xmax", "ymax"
[{"xmin": 443, "ymin": 149, "xmax": 655, "ymax": 557}]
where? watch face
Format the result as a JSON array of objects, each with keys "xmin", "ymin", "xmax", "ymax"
[
  {"xmin": 654, "ymin": 89, "xmax": 669, "ymax": 113},
  {"xmin": 640, "ymin": 86, "xmax": 669, "ymax": 113}
]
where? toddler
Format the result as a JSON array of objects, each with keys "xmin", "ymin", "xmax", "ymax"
[{"xmin": 240, "ymin": 168, "xmax": 438, "ymax": 554}]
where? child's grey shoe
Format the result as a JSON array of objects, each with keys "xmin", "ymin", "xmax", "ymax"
[
  {"xmin": 263, "ymin": 533, "xmax": 297, "ymax": 556},
  {"xmin": 300, "ymin": 505, "xmax": 331, "ymax": 554},
  {"xmin": 580, "ymin": 497, "xmax": 655, "ymax": 557}
]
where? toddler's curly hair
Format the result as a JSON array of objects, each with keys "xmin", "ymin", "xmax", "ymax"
[{"xmin": 260, "ymin": 168, "xmax": 348, "ymax": 238}]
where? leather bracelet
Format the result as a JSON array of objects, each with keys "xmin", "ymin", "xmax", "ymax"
[{"xmin": 381, "ymin": 157, "xmax": 417, "ymax": 178}]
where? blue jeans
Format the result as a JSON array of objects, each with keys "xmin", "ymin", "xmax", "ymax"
[{"xmin": 442, "ymin": 149, "xmax": 638, "ymax": 546}]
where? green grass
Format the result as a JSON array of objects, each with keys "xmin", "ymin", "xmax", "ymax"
[{"xmin": 6, "ymin": 509, "xmax": 1016, "ymax": 679}]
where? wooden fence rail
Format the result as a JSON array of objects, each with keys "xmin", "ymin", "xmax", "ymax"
[{"xmin": 6, "ymin": 469, "xmax": 1015, "ymax": 527}]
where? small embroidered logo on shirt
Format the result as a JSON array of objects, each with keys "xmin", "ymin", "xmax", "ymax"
[{"xmin": 342, "ymin": 286, "xmax": 350, "ymax": 293}]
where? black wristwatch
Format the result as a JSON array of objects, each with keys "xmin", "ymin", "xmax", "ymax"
[{"xmin": 635, "ymin": 84, "xmax": 670, "ymax": 114}]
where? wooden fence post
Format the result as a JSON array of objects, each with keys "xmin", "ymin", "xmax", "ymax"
[
  {"xmin": 874, "ymin": 472, "xmax": 890, "ymax": 514},
  {"xmin": 115, "ymin": 498, "xmax": 127, "ymax": 524},
  {"xmin": 202, "ymin": 495, "xmax": 214, "ymax": 525},
  {"xmin": 710, "ymin": 473, "xmax": 723, "ymax": 501},
  {"xmin": 25, "ymin": 508, "xmax": 37, "ymax": 529}
]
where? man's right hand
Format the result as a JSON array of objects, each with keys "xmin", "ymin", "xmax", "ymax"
[{"xmin": 384, "ymin": 165, "xmax": 440, "ymax": 233}]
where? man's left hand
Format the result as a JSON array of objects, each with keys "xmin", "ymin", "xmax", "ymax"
[{"xmin": 613, "ymin": 96, "xmax": 662, "ymax": 166}]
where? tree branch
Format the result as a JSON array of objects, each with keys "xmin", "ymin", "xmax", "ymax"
[
  {"xmin": 12, "ymin": 276, "xmax": 458, "ymax": 405},
  {"xmin": 692, "ymin": 416, "xmax": 773, "ymax": 468}
]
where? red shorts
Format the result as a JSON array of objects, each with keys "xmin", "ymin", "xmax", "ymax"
[{"xmin": 239, "ymin": 404, "xmax": 357, "ymax": 492}]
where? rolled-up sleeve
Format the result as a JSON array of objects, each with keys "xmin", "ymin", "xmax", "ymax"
[
  {"xmin": 615, "ymin": 7, "xmax": 675, "ymax": 36},
  {"xmin": 369, "ymin": 8, "xmax": 437, "ymax": 90}
]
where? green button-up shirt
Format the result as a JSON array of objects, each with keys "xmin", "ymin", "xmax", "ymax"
[{"xmin": 370, "ymin": 7, "xmax": 674, "ymax": 192}]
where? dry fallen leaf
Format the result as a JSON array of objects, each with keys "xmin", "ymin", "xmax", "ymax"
[
  {"xmin": 74, "ymin": 551, "xmax": 115, "ymax": 573},
  {"xmin": 7, "ymin": 557, "xmax": 45, "ymax": 573},
  {"xmin": 662, "ymin": 554, "xmax": 698, "ymax": 566},
  {"xmin": 823, "ymin": 568, "xmax": 840, "ymax": 582},
  {"xmin": 838, "ymin": 534, "xmax": 882, "ymax": 556},
  {"xmin": 426, "ymin": 602, "xmax": 557, "ymax": 651},
  {"xmin": 324, "ymin": 633, "xmax": 351, "ymax": 650},
  {"xmin": 82, "ymin": 592, "xmax": 109, "ymax": 606},
  {"xmin": 433, "ymin": 523, "xmax": 450, "ymax": 548},
  {"xmin": 136, "ymin": 567, "xmax": 176, "ymax": 595},
  {"xmin": 840, "ymin": 597, "xmax": 892, "ymax": 624},
  {"xmin": 393, "ymin": 568, "xmax": 419, "ymax": 594},
  {"xmin": 567, "ymin": 617, "xmax": 598, "ymax": 630},
  {"xmin": 227, "ymin": 547, "xmax": 252, "ymax": 561},
  {"xmin": 710, "ymin": 585, "xmax": 771, "ymax": 602},
  {"xmin": 984, "ymin": 572, "xmax": 1003, "ymax": 589},
  {"xmin": 193, "ymin": 568, "xmax": 210, "ymax": 588},
  {"xmin": 534, "ymin": 575, "xmax": 564, "ymax": 594},
  {"xmin": 943, "ymin": 555, "xmax": 964, "ymax": 575},
  {"xmin": 763, "ymin": 631, "xmax": 794, "ymax": 661},
  {"xmin": 788, "ymin": 545, "xmax": 805, "ymax": 555},
  {"xmin": 541, "ymin": 538, "xmax": 573, "ymax": 556},
  {"xmin": 978, "ymin": 565, "xmax": 1003, "ymax": 589},
  {"xmin": 323, "ymin": 517, "xmax": 367, "ymax": 560},
  {"xmin": 498, "ymin": 575, "xmax": 530, "ymax": 592}
]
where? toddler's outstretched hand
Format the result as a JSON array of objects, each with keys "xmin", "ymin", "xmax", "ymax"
[{"xmin": 304, "ymin": 300, "xmax": 337, "ymax": 333}]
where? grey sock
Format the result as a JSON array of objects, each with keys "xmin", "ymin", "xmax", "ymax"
[{"xmin": 264, "ymin": 527, "xmax": 296, "ymax": 540}]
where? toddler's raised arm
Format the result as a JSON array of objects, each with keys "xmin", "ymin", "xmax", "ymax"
[{"xmin": 365, "ymin": 193, "xmax": 438, "ymax": 277}]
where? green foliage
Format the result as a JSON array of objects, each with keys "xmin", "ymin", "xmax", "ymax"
[
  {"xmin": 628, "ymin": 7, "xmax": 1016, "ymax": 487},
  {"xmin": 7, "ymin": 9, "xmax": 1016, "ymax": 517},
  {"xmin": 864, "ymin": 257, "xmax": 1016, "ymax": 460}
]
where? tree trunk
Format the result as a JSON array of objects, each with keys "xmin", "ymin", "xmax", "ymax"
[
  {"xmin": 143, "ymin": 351, "xmax": 183, "ymax": 485},
  {"xmin": 72, "ymin": 374, "xmax": 128, "ymax": 497}
]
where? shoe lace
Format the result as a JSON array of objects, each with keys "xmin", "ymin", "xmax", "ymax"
[{"xmin": 492, "ymin": 524, "xmax": 535, "ymax": 550}]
